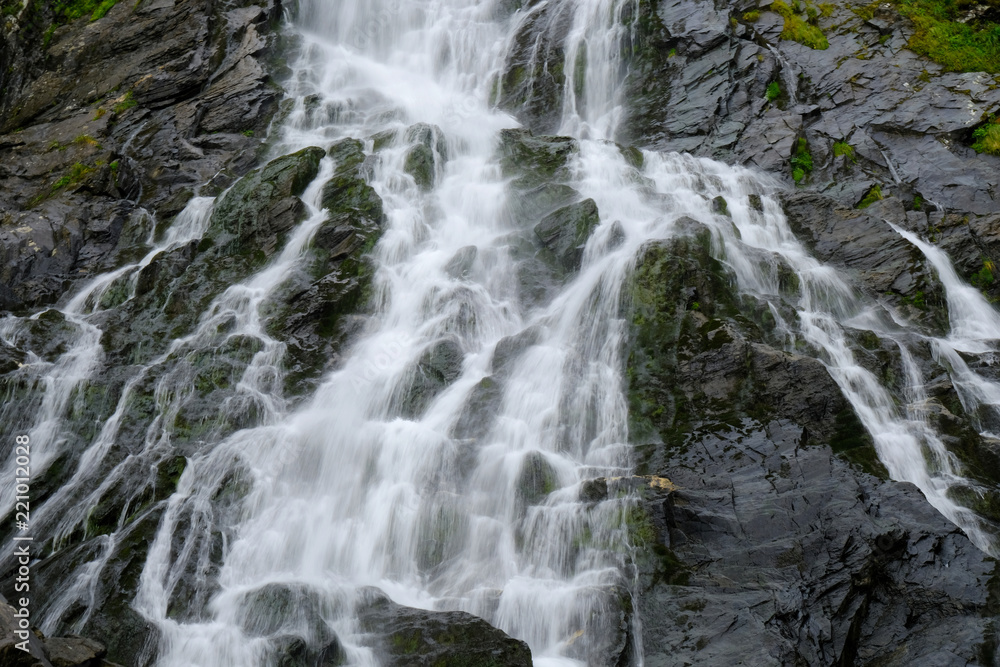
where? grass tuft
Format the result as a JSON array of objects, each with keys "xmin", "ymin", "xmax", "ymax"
[
  {"xmin": 790, "ymin": 137, "xmax": 813, "ymax": 183},
  {"xmin": 112, "ymin": 91, "xmax": 137, "ymax": 115},
  {"xmin": 858, "ymin": 184, "xmax": 884, "ymax": 209},
  {"xmin": 972, "ymin": 118, "xmax": 1000, "ymax": 155},
  {"xmin": 52, "ymin": 162, "xmax": 94, "ymax": 191},
  {"xmin": 771, "ymin": 0, "xmax": 830, "ymax": 49},
  {"xmin": 833, "ymin": 140, "xmax": 856, "ymax": 161},
  {"xmin": 766, "ymin": 81, "xmax": 782, "ymax": 101},
  {"xmin": 891, "ymin": 0, "xmax": 1000, "ymax": 73},
  {"xmin": 73, "ymin": 134, "xmax": 101, "ymax": 148}
]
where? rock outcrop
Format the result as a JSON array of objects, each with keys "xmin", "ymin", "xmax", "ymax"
[
  {"xmin": 0, "ymin": 0, "xmax": 286, "ymax": 311},
  {"xmin": 624, "ymin": 226, "xmax": 1000, "ymax": 666},
  {"xmin": 1, "ymin": 597, "xmax": 121, "ymax": 667},
  {"xmin": 355, "ymin": 588, "xmax": 533, "ymax": 667}
]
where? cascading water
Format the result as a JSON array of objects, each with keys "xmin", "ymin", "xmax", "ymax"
[{"xmin": 5, "ymin": 0, "xmax": 1000, "ymax": 665}]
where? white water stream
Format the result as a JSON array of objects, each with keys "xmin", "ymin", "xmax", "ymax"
[{"xmin": 3, "ymin": 1, "xmax": 1000, "ymax": 665}]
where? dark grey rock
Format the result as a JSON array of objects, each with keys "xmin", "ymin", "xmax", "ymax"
[
  {"xmin": 355, "ymin": 587, "xmax": 532, "ymax": 666},
  {"xmin": 781, "ymin": 191, "xmax": 949, "ymax": 334},
  {"xmin": 44, "ymin": 635, "xmax": 106, "ymax": 667},
  {"xmin": 533, "ymin": 198, "xmax": 601, "ymax": 271},
  {"xmin": 0, "ymin": 0, "xmax": 285, "ymax": 312},
  {"xmin": 445, "ymin": 246, "xmax": 478, "ymax": 280},
  {"xmin": 400, "ymin": 338, "xmax": 465, "ymax": 418}
]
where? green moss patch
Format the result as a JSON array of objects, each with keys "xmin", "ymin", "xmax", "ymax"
[
  {"xmin": 972, "ymin": 118, "xmax": 1000, "ymax": 155},
  {"xmin": 771, "ymin": 0, "xmax": 830, "ymax": 50}
]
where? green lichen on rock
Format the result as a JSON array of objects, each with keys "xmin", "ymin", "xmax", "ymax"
[
  {"xmin": 516, "ymin": 451, "xmax": 559, "ymax": 507},
  {"xmin": 357, "ymin": 588, "xmax": 532, "ymax": 666},
  {"xmin": 498, "ymin": 128, "xmax": 578, "ymax": 188},
  {"xmin": 770, "ymin": 0, "xmax": 830, "ymax": 50},
  {"xmin": 402, "ymin": 123, "xmax": 448, "ymax": 192},
  {"xmin": 206, "ymin": 146, "xmax": 325, "ymax": 258},
  {"xmin": 533, "ymin": 198, "xmax": 601, "ymax": 271},
  {"xmin": 257, "ymin": 138, "xmax": 386, "ymax": 396}
]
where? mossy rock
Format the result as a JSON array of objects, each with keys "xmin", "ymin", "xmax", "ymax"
[
  {"xmin": 404, "ymin": 144, "xmax": 436, "ymax": 191},
  {"xmin": 206, "ymin": 146, "xmax": 325, "ymax": 256},
  {"xmin": 356, "ymin": 588, "xmax": 532, "ymax": 667},
  {"xmin": 533, "ymin": 198, "xmax": 601, "ymax": 271},
  {"xmin": 493, "ymin": 0, "xmax": 573, "ymax": 133},
  {"xmin": 20, "ymin": 308, "xmax": 81, "ymax": 361},
  {"xmin": 321, "ymin": 139, "xmax": 383, "ymax": 225},
  {"xmin": 402, "ymin": 123, "xmax": 448, "ymax": 192},
  {"xmin": 829, "ymin": 407, "xmax": 888, "ymax": 480},
  {"xmin": 509, "ymin": 183, "xmax": 581, "ymax": 224},
  {"xmin": 415, "ymin": 500, "xmax": 469, "ymax": 572},
  {"xmin": 452, "ymin": 375, "xmax": 503, "ymax": 441},
  {"xmin": 498, "ymin": 128, "xmax": 578, "ymax": 189},
  {"xmin": 399, "ymin": 338, "xmax": 464, "ymax": 418},
  {"xmin": 516, "ymin": 451, "xmax": 559, "ymax": 507}
]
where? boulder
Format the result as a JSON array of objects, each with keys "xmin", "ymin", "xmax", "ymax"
[
  {"xmin": 533, "ymin": 198, "xmax": 601, "ymax": 271},
  {"xmin": 399, "ymin": 338, "xmax": 465, "ymax": 418},
  {"xmin": 498, "ymin": 129, "xmax": 578, "ymax": 189},
  {"xmin": 206, "ymin": 146, "xmax": 326, "ymax": 256},
  {"xmin": 355, "ymin": 588, "xmax": 532, "ymax": 666}
]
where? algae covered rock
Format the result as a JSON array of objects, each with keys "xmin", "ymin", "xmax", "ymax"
[
  {"xmin": 498, "ymin": 129, "xmax": 578, "ymax": 188},
  {"xmin": 403, "ymin": 123, "xmax": 448, "ymax": 192},
  {"xmin": 399, "ymin": 338, "xmax": 465, "ymax": 418},
  {"xmin": 355, "ymin": 588, "xmax": 532, "ymax": 666},
  {"xmin": 515, "ymin": 451, "xmax": 558, "ymax": 507},
  {"xmin": 533, "ymin": 198, "xmax": 600, "ymax": 271},
  {"xmin": 321, "ymin": 138, "xmax": 383, "ymax": 225},
  {"xmin": 206, "ymin": 146, "xmax": 326, "ymax": 257},
  {"xmin": 493, "ymin": 0, "xmax": 574, "ymax": 134},
  {"xmin": 263, "ymin": 137, "xmax": 387, "ymax": 396}
]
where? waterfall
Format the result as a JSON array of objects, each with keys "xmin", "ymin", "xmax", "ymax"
[{"xmin": 3, "ymin": 1, "xmax": 1000, "ymax": 665}]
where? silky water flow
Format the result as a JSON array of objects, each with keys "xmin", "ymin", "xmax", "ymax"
[{"xmin": 2, "ymin": 1, "xmax": 1000, "ymax": 666}]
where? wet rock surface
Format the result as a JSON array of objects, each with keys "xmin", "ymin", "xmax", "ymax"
[
  {"xmin": 608, "ymin": 0, "xmax": 1000, "ymax": 215},
  {"xmin": 0, "ymin": 597, "xmax": 123, "ymax": 667},
  {"xmin": 0, "ymin": 0, "xmax": 286, "ymax": 311},
  {"xmin": 355, "ymin": 588, "xmax": 533, "ymax": 666},
  {"xmin": 2, "ymin": 0, "xmax": 1000, "ymax": 665},
  {"xmin": 625, "ymin": 228, "xmax": 1000, "ymax": 667},
  {"xmin": 0, "ymin": 138, "xmax": 384, "ymax": 664}
]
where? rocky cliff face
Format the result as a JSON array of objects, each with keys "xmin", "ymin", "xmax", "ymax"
[
  {"xmin": 0, "ymin": 0, "xmax": 285, "ymax": 312},
  {"xmin": 2, "ymin": 0, "xmax": 1000, "ymax": 665}
]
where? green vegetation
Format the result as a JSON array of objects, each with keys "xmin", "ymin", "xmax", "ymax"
[
  {"xmin": 901, "ymin": 290, "xmax": 928, "ymax": 310},
  {"xmin": 857, "ymin": 184, "xmax": 884, "ymax": 208},
  {"xmin": 743, "ymin": 10, "xmax": 761, "ymax": 21},
  {"xmin": 832, "ymin": 140, "xmax": 856, "ymax": 161},
  {"xmin": 241, "ymin": 129, "xmax": 255, "ymax": 137},
  {"xmin": 766, "ymin": 81, "xmax": 782, "ymax": 102},
  {"xmin": 790, "ymin": 137, "xmax": 813, "ymax": 183},
  {"xmin": 972, "ymin": 258, "xmax": 996, "ymax": 291},
  {"xmin": 113, "ymin": 91, "xmax": 137, "ymax": 114},
  {"xmin": 74, "ymin": 134, "xmax": 101, "ymax": 148},
  {"xmin": 771, "ymin": 0, "xmax": 830, "ymax": 50},
  {"xmin": 855, "ymin": 0, "xmax": 1000, "ymax": 72},
  {"xmin": 668, "ymin": 48, "xmax": 677, "ymax": 58},
  {"xmin": 972, "ymin": 118, "xmax": 1000, "ymax": 155},
  {"xmin": 895, "ymin": 0, "xmax": 1000, "ymax": 73},
  {"xmin": 52, "ymin": 162, "xmax": 94, "ymax": 190},
  {"xmin": 50, "ymin": 0, "xmax": 120, "ymax": 23}
]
